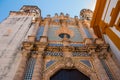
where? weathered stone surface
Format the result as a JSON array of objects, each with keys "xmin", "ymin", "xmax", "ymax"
[{"xmin": 0, "ymin": 16, "xmax": 32, "ymax": 80}]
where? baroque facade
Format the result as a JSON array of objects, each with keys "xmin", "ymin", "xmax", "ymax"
[{"xmin": 0, "ymin": 0, "xmax": 120, "ymax": 80}]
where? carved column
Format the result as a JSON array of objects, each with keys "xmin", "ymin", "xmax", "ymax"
[
  {"xmin": 92, "ymin": 53, "xmax": 109, "ymax": 80},
  {"xmin": 32, "ymin": 51, "xmax": 44, "ymax": 80},
  {"xmin": 106, "ymin": 53, "xmax": 120, "ymax": 80},
  {"xmin": 13, "ymin": 50, "xmax": 29, "ymax": 80},
  {"xmin": 29, "ymin": 19, "xmax": 41, "ymax": 42},
  {"xmin": 40, "ymin": 19, "xmax": 49, "ymax": 42}
]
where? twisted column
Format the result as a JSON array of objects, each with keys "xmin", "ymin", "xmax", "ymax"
[
  {"xmin": 92, "ymin": 53, "xmax": 109, "ymax": 80},
  {"xmin": 13, "ymin": 50, "xmax": 29, "ymax": 80},
  {"xmin": 106, "ymin": 53, "xmax": 120, "ymax": 80},
  {"xmin": 32, "ymin": 51, "xmax": 44, "ymax": 80}
]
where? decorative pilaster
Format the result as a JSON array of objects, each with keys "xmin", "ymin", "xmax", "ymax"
[
  {"xmin": 94, "ymin": 43, "xmax": 115, "ymax": 80},
  {"xmin": 40, "ymin": 19, "xmax": 49, "ymax": 42},
  {"xmin": 106, "ymin": 53, "xmax": 120, "ymax": 80},
  {"xmin": 32, "ymin": 19, "xmax": 41, "ymax": 36},
  {"xmin": 14, "ymin": 39, "xmax": 33, "ymax": 80},
  {"xmin": 13, "ymin": 50, "xmax": 29, "ymax": 80},
  {"xmin": 92, "ymin": 53, "xmax": 109, "ymax": 80},
  {"xmin": 32, "ymin": 51, "xmax": 44, "ymax": 80}
]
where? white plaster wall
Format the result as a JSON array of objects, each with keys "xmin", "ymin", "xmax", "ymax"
[
  {"xmin": 115, "ymin": 12, "xmax": 120, "ymax": 24},
  {"xmin": 104, "ymin": 35, "xmax": 120, "ymax": 63},
  {"xmin": 102, "ymin": 0, "xmax": 111, "ymax": 20},
  {"xmin": 104, "ymin": 0, "xmax": 118, "ymax": 24},
  {"xmin": 0, "ymin": 16, "xmax": 32, "ymax": 80},
  {"xmin": 110, "ymin": 12, "xmax": 120, "ymax": 38}
]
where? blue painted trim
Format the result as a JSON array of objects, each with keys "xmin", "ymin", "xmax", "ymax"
[
  {"xmin": 48, "ymin": 44, "xmax": 63, "ymax": 46},
  {"xmin": 70, "ymin": 44, "xmax": 84, "ymax": 47},
  {"xmin": 46, "ymin": 60, "xmax": 56, "ymax": 68},
  {"xmin": 80, "ymin": 60, "xmax": 92, "ymax": 68}
]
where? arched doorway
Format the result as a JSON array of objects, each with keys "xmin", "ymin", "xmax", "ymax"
[{"xmin": 50, "ymin": 69, "xmax": 90, "ymax": 80}]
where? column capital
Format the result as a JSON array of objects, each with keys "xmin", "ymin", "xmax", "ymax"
[
  {"xmin": 98, "ymin": 48, "xmax": 109, "ymax": 59},
  {"xmin": 22, "ymin": 41, "xmax": 33, "ymax": 50},
  {"xmin": 31, "ymin": 53, "xmax": 37, "ymax": 58}
]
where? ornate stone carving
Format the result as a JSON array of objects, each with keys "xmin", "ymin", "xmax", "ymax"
[
  {"xmin": 80, "ymin": 9, "xmax": 93, "ymax": 20},
  {"xmin": 7, "ymin": 5, "xmax": 119, "ymax": 80},
  {"xmin": 22, "ymin": 41, "xmax": 33, "ymax": 50},
  {"xmin": 28, "ymin": 36, "xmax": 35, "ymax": 42},
  {"xmin": 63, "ymin": 57, "xmax": 74, "ymax": 69}
]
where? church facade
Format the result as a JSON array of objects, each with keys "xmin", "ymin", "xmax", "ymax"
[{"xmin": 0, "ymin": 0, "xmax": 120, "ymax": 80}]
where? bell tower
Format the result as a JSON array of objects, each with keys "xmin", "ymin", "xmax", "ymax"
[{"xmin": 0, "ymin": 5, "xmax": 41, "ymax": 80}]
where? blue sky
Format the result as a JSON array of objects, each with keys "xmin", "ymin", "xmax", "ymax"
[{"xmin": 0, "ymin": 0, "xmax": 96, "ymax": 22}]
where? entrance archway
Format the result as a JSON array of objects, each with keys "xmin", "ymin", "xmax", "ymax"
[
  {"xmin": 50, "ymin": 69, "xmax": 90, "ymax": 80},
  {"xmin": 44, "ymin": 58, "xmax": 98, "ymax": 80}
]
